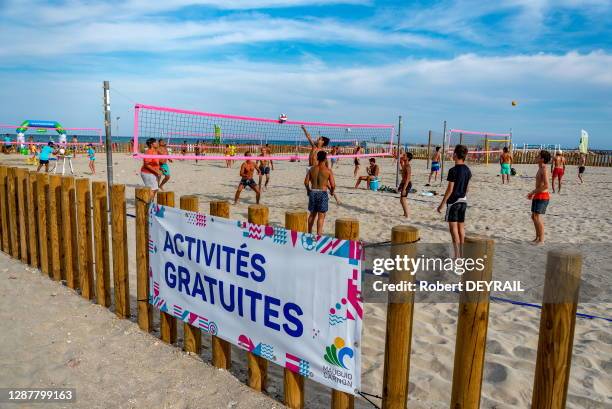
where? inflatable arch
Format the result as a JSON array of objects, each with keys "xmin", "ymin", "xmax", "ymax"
[{"xmin": 16, "ymin": 120, "xmax": 67, "ymax": 142}]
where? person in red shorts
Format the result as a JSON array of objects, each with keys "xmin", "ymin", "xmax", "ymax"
[
  {"xmin": 551, "ymin": 150, "xmax": 566, "ymax": 193},
  {"xmin": 528, "ymin": 150, "xmax": 551, "ymax": 244}
]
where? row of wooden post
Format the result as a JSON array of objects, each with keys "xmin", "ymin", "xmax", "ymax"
[{"xmin": 0, "ymin": 163, "xmax": 582, "ymax": 409}]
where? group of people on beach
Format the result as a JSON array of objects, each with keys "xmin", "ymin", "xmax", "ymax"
[
  {"xmin": 3, "ymin": 134, "xmax": 97, "ymax": 176},
  {"xmin": 139, "ymin": 130, "xmax": 589, "ymax": 252}
]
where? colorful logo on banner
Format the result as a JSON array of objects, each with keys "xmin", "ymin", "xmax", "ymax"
[{"xmin": 148, "ymin": 204, "xmax": 362, "ymax": 395}]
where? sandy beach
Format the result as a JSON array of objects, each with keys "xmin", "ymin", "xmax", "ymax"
[{"xmin": 0, "ymin": 152, "xmax": 610, "ymax": 408}]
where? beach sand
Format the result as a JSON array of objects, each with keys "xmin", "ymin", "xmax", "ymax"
[{"xmin": 0, "ymin": 152, "xmax": 610, "ymax": 408}]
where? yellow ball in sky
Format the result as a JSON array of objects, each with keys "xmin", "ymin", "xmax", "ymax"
[{"xmin": 511, "ymin": 101, "xmax": 517, "ymax": 106}]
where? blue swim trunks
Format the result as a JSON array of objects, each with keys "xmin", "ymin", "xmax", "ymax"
[
  {"xmin": 431, "ymin": 161, "xmax": 440, "ymax": 171},
  {"xmin": 308, "ymin": 190, "xmax": 329, "ymax": 213},
  {"xmin": 160, "ymin": 163, "xmax": 170, "ymax": 176}
]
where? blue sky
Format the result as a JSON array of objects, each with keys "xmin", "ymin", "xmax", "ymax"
[{"xmin": 0, "ymin": 0, "xmax": 610, "ymax": 147}]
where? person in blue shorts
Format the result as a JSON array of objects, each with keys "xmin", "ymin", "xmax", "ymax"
[
  {"xmin": 37, "ymin": 142, "xmax": 55, "ymax": 173},
  {"xmin": 499, "ymin": 146, "xmax": 512, "ymax": 184},
  {"xmin": 86, "ymin": 144, "xmax": 96, "ymax": 175},
  {"xmin": 427, "ymin": 146, "xmax": 441, "ymax": 185},
  {"xmin": 437, "ymin": 144, "xmax": 471, "ymax": 257},
  {"xmin": 157, "ymin": 138, "xmax": 172, "ymax": 190},
  {"xmin": 305, "ymin": 150, "xmax": 335, "ymax": 235}
]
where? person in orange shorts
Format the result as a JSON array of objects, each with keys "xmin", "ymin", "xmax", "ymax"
[
  {"xmin": 528, "ymin": 150, "xmax": 551, "ymax": 244},
  {"xmin": 551, "ymin": 150, "xmax": 566, "ymax": 193}
]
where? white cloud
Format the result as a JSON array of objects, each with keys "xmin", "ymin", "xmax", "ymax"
[{"xmin": 1, "ymin": 51, "xmax": 610, "ymax": 147}]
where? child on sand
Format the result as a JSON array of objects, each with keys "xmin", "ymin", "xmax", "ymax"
[
  {"xmin": 578, "ymin": 153, "xmax": 586, "ymax": 184},
  {"xmin": 257, "ymin": 149, "xmax": 271, "ymax": 191},
  {"xmin": 157, "ymin": 139, "xmax": 172, "ymax": 190},
  {"xmin": 500, "ymin": 146, "xmax": 512, "ymax": 184},
  {"xmin": 301, "ymin": 125, "xmax": 330, "ymax": 168},
  {"xmin": 353, "ymin": 146, "xmax": 362, "ymax": 177},
  {"xmin": 427, "ymin": 146, "xmax": 441, "ymax": 186},
  {"xmin": 86, "ymin": 144, "xmax": 96, "ymax": 175},
  {"xmin": 398, "ymin": 152, "xmax": 413, "ymax": 217},
  {"xmin": 305, "ymin": 150, "xmax": 335, "ymax": 235},
  {"xmin": 141, "ymin": 138, "xmax": 161, "ymax": 201},
  {"xmin": 234, "ymin": 152, "xmax": 261, "ymax": 205},
  {"xmin": 330, "ymin": 146, "xmax": 339, "ymax": 168},
  {"xmin": 551, "ymin": 150, "xmax": 566, "ymax": 193},
  {"xmin": 528, "ymin": 150, "xmax": 551, "ymax": 244},
  {"xmin": 36, "ymin": 142, "xmax": 55, "ymax": 173},
  {"xmin": 437, "ymin": 145, "xmax": 471, "ymax": 258},
  {"xmin": 354, "ymin": 158, "xmax": 380, "ymax": 189}
]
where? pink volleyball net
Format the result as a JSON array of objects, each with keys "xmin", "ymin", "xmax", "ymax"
[
  {"xmin": 133, "ymin": 104, "xmax": 395, "ymax": 161},
  {"xmin": 0, "ymin": 124, "xmax": 103, "ymax": 146}
]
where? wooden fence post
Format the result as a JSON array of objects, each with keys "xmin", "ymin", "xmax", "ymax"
[
  {"xmin": 36, "ymin": 173, "xmax": 49, "ymax": 275},
  {"xmin": 450, "ymin": 235, "xmax": 495, "ymax": 409},
  {"xmin": 531, "ymin": 250, "xmax": 582, "ymax": 409},
  {"xmin": 0, "ymin": 166, "xmax": 8, "ymax": 253},
  {"xmin": 7, "ymin": 167, "xmax": 20, "ymax": 259},
  {"xmin": 16, "ymin": 169, "xmax": 29, "ymax": 264},
  {"xmin": 111, "ymin": 184, "xmax": 130, "ymax": 318},
  {"xmin": 27, "ymin": 172, "xmax": 39, "ymax": 268},
  {"xmin": 48, "ymin": 175, "xmax": 62, "ymax": 281},
  {"xmin": 180, "ymin": 195, "xmax": 201, "ymax": 354},
  {"xmin": 92, "ymin": 181, "xmax": 111, "ymax": 306},
  {"xmin": 332, "ymin": 218, "xmax": 359, "ymax": 409},
  {"xmin": 381, "ymin": 226, "xmax": 419, "ymax": 409},
  {"xmin": 76, "ymin": 178, "xmax": 94, "ymax": 299},
  {"xmin": 247, "ymin": 204, "xmax": 269, "ymax": 392},
  {"xmin": 210, "ymin": 200, "xmax": 232, "ymax": 369},
  {"xmin": 283, "ymin": 211, "xmax": 308, "ymax": 409},
  {"xmin": 61, "ymin": 176, "xmax": 76, "ymax": 288},
  {"xmin": 158, "ymin": 191, "xmax": 177, "ymax": 344},
  {"xmin": 136, "ymin": 187, "xmax": 152, "ymax": 332}
]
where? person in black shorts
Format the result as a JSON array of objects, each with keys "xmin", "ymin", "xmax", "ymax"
[
  {"xmin": 398, "ymin": 152, "xmax": 413, "ymax": 217},
  {"xmin": 437, "ymin": 144, "xmax": 471, "ymax": 257},
  {"xmin": 234, "ymin": 152, "xmax": 261, "ymax": 205},
  {"xmin": 578, "ymin": 153, "xmax": 586, "ymax": 184}
]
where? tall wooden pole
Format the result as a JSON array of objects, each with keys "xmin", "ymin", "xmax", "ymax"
[
  {"xmin": 136, "ymin": 187, "xmax": 152, "ymax": 332},
  {"xmin": 76, "ymin": 178, "xmax": 94, "ymax": 300},
  {"xmin": 0, "ymin": 166, "xmax": 9, "ymax": 253},
  {"xmin": 36, "ymin": 173, "xmax": 49, "ymax": 275},
  {"xmin": 48, "ymin": 175, "xmax": 62, "ymax": 281},
  {"xmin": 426, "ymin": 130, "xmax": 432, "ymax": 170},
  {"xmin": 111, "ymin": 184, "xmax": 130, "ymax": 318},
  {"xmin": 394, "ymin": 116, "xmax": 402, "ymax": 188},
  {"xmin": 61, "ymin": 176, "xmax": 76, "ymax": 288},
  {"xmin": 247, "ymin": 204, "xmax": 269, "ymax": 392},
  {"xmin": 210, "ymin": 200, "xmax": 232, "ymax": 369},
  {"xmin": 332, "ymin": 218, "xmax": 359, "ymax": 409},
  {"xmin": 103, "ymin": 80, "xmax": 114, "ymax": 219},
  {"xmin": 7, "ymin": 167, "xmax": 20, "ymax": 259},
  {"xmin": 16, "ymin": 169, "xmax": 29, "ymax": 263},
  {"xmin": 382, "ymin": 226, "xmax": 419, "ymax": 409},
  {"xmin": 450, "ymin": 235, "xmax": 494, "ymax": 409},
  {"xmin": 92, "ymin": 181, "xmax": 111, "ymax": 306},
  {"xmin": 531, "ymin": 250, "xmax": 582, "ymax": 409},
  {"xmin": 283, "ymin": 211, "xmax": 308, "ymax": 409},
  {"xmin": 180, "ymin": 195, "xmax": 202, "ymax": 354},
  {"xmin": 27, "ymin": 172, "xmax": 39, "ymax": 268},
  {"xmin": 158, "ymin": 191, "xmax": 177, "ymax": 344},
  {"xmin": 440, "ymin": 120, "xmax": 447, "ymax": 186}
]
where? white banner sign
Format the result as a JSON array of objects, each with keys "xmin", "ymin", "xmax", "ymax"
[{"xmin": 148, "ymin": 204, "xmax": 363, "ymax": 394}]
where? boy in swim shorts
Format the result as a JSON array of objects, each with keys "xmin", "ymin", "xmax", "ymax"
[
  {"xmin": 528, "ymin": 150, "xmax": 551, "ymax": 244},
  {"xmin": 437, "ymin": 145, "xmax": 471, "ymax": 258},
  {"xmin": 157, "ymin": 138, "xmax": 172, "ymax": 190},
  {"xmin": 257, "ymin": 148, "xmax": 271, "ymax": 191},
  {"xmin": 234, "ymin": 151, "xmax": 261, "ymax": 205},
  {"xmin": 551, "ymin": 150, "xmax": 566, "ymax": 193},
  {"xmin": 305, "ymin": 150, "xmax": 335, "ymax": 235},
  {"xmin": 398, "ymin": 152, "xmax": 413, "ymax": 217},
  {"xmin": 427, "ymin": 146, "xmax": 441, "ymax": 186},
  {"xmin": 86, "ymin": 143, "xmax": 96, "ymax": 175},
  {"xmin": 499, "ymin": 146, "xmax": 512, "ymax": 184},
  {"xmin": 578, "ymin": 153, "xmax": 586, "ymax": 184}
]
